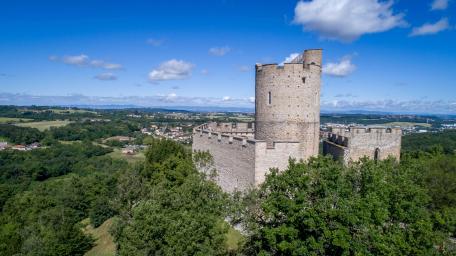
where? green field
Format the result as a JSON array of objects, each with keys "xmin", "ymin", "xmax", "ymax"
[
  {"xmin": 0, "ymin": 117, "xmax": 33, "ymax": 123},
  {"xmin": 108, "ymin": 148, "xmax": 146, "ymax": 163},
  {"xmin": 14, "ymin": 120, "xmax": 72, "ymax": 131},
  {"xmin": 382, "ymin": 122, "xmax": 432, "ymax": 128},
  {"xmin": 50, "ymin": 108, "xmax": 97, "ymax": 114},
  {"xmin": 82, "ymin": 218, "xmax": 116, "ymax": 256}
]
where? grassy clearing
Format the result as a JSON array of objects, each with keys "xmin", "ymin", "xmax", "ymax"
[
  {"xmin": 0, "ymin": 117, "xmax": 33, "ymax": 123},
  {"xmin": 225, "ymin": 225, "xmax": 244, "ymax": 252},
  {"xmin": 14, "ymin": 120, "xmax": 72, "ymax": 131},
  {"xmin": 382, "ymin": 122, "xmax": 432, "ymax": 128},
  {"xmin": 82, "ymin": 218, "xmax": 116, "ymax": 256},
  {"xmin": 108, "ymin": 148, "xmax": 146, "ymax": 164}
]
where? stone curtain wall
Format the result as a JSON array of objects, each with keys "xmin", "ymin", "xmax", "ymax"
[
  {"xmin": 346, "ymin": 128, "xmax": 402, "ymax": 162},
  {"xmin": 192, "ymin": 129, "xmax": 256, "ymax": 192},
  {"xmin": 254, "ymin": 141, "xmax": 303, "ymax": 185},
  {"xmin": 323, "ymin": 127, "xmax": 402, "ymax": 164}
]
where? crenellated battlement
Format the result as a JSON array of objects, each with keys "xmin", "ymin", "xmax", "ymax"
[{"xmin": 323, "ymin": 125, "xmax": 402, "ymax": 164}]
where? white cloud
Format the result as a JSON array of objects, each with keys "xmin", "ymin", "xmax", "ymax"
[
  {"xmin": 222, "ymin": 96, "xmax": 231, "ymax": 101},
  {"xmin": 201, "ymin": 69, "xmax": 209, "ymax": 75},
  {"xmin": 90, "ymin": 60, "xmax": 123, "ymax": 70},
  {"xmin": 323, "ymin": 56, "xmax": 356, "ymax": 77},
  {"xmin": 293, "ymin": 0, "xmax": 406, "ymax": 42},
  {"xmin": 48, "ymin": 55, "xmax": 59, "ymax": 61},
  {"xmin": 148, "ymin": 59, "xmax": 194, "ymax": 81},
  {"xmin": 431, "ymin": 0, "xmax": 449, "ymax": 10},
  {"xmin": 410, "ymin": 18, "xmax": 450, "ymax": 37},
  {"xmin": 321, "ymin": 98, "xmax": 456, "ymax": 114},
  {"xmin": 209, "ymin": 46, "xmax": 231, "ymax": 56},
  {"xmin": 146, "ymin": 38, "xmax": 165, "ymax": 46},
  {"xmin": 94, "ymin": 72, "xmax": 117, "ymax": 81},
  {"xmin": 280, "ymin": 53, "xmax": 300, "ymax": 65},
  {"xmin": 248, "ymin": 97, "xmax": 255, "ymax": 103},
  {"xmin": 239, "ymin": 65, "xmax": 250, "ymax": 72},
  {"xmin": 63, "ymin": 54, "xmax": 89, "ymax": 65},
  {"xmin": 51, "ymin": 54, "xmax": 123, "ymax": 70}
]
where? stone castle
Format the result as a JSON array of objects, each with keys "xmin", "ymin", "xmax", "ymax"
[{"xmin": 192, "ymin": 49, "xmax": 401, "ymax": 192}]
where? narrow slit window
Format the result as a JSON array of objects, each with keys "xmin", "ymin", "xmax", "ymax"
[
  {"xmin": 302, "ymin": 77, "xmax": 306, "ymax": 83},
  {"xmin": 268, "ymin": 91, "xmax": 272, "ymax": 105}
]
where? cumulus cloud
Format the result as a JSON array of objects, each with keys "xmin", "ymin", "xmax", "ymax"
[
  {"xmin": 323, "ymin": 56, "xmax": 356, "ymax": 77},
  {"xmin": 280, "ymin": 53, "xmax": 300, "ymax": 65},
  {"xmin": 239, "ymin": 65, "xmax": 250, "ymax": 72},
  {"xmin": 248, "ymin": 97, "xmax": 255, "ymax": 103},
  {"xmin": 209, "ymin": 46, "xmax": 231, "ymax": 56},
  {"xmin": 334, "ymin": 93, "xmax": 357, "ymax": 98},
  {"xmin": 94, "ymin": 73, "xmax": 117, "ymax": 81},
  {"xmin": 50, "ymin": 54, "xmax": 123, "ymax": 70},
  {"xmin": 321, "ymin": 98, "xmax": 456, "ymax": 114},
  {"xmin": 63, "ymin": 54, "xmax": 89, "ymax": 66},
  {"xmin": 222, "ymin": 96, "xmax": 232, "ymax": 101},
  {"xmin": 90, "ymin": 60, "xmax": 123, "ymax": 70},
  {"xmin": 148, "ymin": 59, "xmax": 194, "ymax": 81},
  {"xmin": 431, "ymin": 0, "xmax": 449, "ymax": 10},
  {"xmin": 293, "ymin": 0, "xmax": 406, "ymax": 42},
  {"xmin": 48, "ymin": 55, "xmax": 59, "ymax": 61},
  {"xmin": 410, "ymin": 18, "xmax": 450, "ymax": 36},
  {"xmin": 146, "ymin": 38, "xmax": 165, "ymax": 46}
]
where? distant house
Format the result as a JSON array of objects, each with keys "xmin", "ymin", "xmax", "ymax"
[
  {"xmin": 12, "ymin": 145, "xmax": 27, "ymax": 151},
  {"xmin": 104, "ymin": 136, "xmax": 133, "ymax": 142},
  {"xmin": 28, "ymin": 142, "xmax": 41, "ymax": 149},
  {"xmin": 0, "ymin": 142, "xmax": 8, "ymax": 151},
  {"xmin": 121, "ymin": 147, "xmax": 136, "ymax": 155}
]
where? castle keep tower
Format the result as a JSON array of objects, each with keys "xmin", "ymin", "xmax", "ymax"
[{"xmin": 255, "ymin": 49, "xmax": 322, "ymax": 159}]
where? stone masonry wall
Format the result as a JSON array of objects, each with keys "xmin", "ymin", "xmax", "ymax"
[
  {"xmin": 192, "ymin": 129, "xmax": 256, "ymax": 192},
  {"xmin": 254, "ymin": 141, "xmax": 303, "ymax": 185},
  {"xmin": 323, "ymin": 127, "xmax": 402, "ymax": 164},
  {"xmin": 255, "ymin": 49, "xmax": 322, "ymax": 160}
]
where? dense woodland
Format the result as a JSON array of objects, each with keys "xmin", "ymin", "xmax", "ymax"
[{"xmin": 0, "ymin": 107, "xmax": 455, "ymax": 255}]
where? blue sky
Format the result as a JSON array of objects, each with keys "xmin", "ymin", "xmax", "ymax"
[{"xmin": 0, "ymin": 0, "xmax": 455, "ymax": 113}]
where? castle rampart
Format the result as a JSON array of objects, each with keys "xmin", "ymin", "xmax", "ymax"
[{"xmin": 323, "ymin": 126, "xmax": 402, "ymax": 164}]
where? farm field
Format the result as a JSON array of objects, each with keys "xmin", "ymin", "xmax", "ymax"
[
  {"xmin": 14, "ymin": 120, "xmax": 72, "ymax": 131},
  {"xmin": 382, "ymin": 122, "xmax": 432, "ymax": 128},
  {"xmin": 50, "ymin": 108, "xmax": 97, "ymax": 114},
  {"xmin": 0, "ymin": 117, "xmax": 33, "ymax": 123}
]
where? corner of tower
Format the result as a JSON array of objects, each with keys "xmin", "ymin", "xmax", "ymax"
[{"xmin": 303, "ymin": 49, "xmax": 323, "ymax": 68}]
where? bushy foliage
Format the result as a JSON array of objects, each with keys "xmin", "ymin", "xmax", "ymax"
[
  {"xmin": 403, "ymin": 130, "xmax": 456, "ymax": 154},
  {"xmin": 0, "ymin": 143, "xmax": 125, "ymax": 256},
  {"xmin": 0, "ymin": 124, "xmax": 43, "ymax": 144},
  {"xmin": 48, "ymin": 120, "xmax": 137, "ymax": 141},
  {"xmin": 113, "ymin": 139, "xmax": 229, "ymax": 255},
  {"xmin": 242, "ymin": 156, "xmax": 453, "ymax": 255}
]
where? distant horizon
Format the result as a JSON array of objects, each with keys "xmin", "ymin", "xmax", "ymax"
[{"xmin": 2, "ymin": 93, "xmax": 456, "ymax": 117}]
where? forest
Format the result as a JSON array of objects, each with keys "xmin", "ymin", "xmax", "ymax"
[{"xmin": 0, "ymin": 109, "xmax": 455, "ymax": 255}]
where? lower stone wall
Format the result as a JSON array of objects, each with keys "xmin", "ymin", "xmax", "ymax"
[
  {"xmin": 192, "ymin": 130, "xmax": 255, "ymax": 192},
  {"xmin": 348, "ymin": 132, "xmax": 401, "ymax": 162},
  {"xmin": 254, "ymin": 141, "xmax": 303, "ymax": 185},
  {"xmin": 322, "ymin": 140, "xmax": 347, "ymax": 162}
]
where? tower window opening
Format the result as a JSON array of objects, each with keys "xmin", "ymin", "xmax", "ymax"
[
  {"xmin": 302, "ymin": 77, "xmax": 306, "ymax": 83},
  {"xmin": 268, "ymin": 91, "xmax": 272, "ymax": 105},
  {"xmin": 374, "ymin": 148, "xmax": 380, "ymax": 162}
]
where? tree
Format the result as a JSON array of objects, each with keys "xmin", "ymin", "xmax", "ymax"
[{"xmin": 242, "ymin": 156, "xmax": 443, "ymax": 255}]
